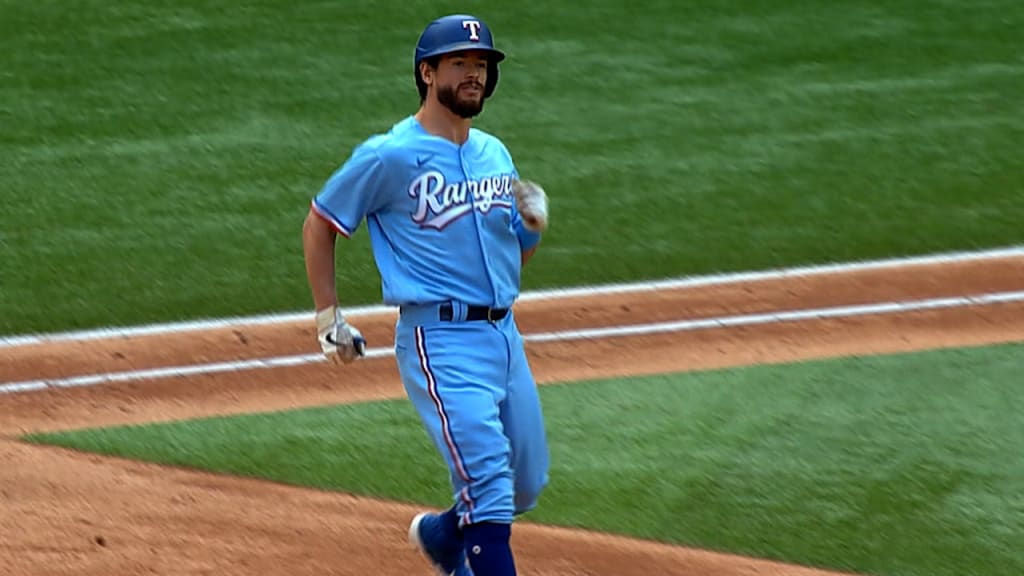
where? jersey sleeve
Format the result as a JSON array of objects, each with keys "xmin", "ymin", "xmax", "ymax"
[{"xmin": 311, "ymin": 141, "xmax": 389, "ymax": 238}]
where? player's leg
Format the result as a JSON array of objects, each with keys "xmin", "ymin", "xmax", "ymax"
[
  {"xmin": 499, "ymin": 315, "xmax": 550, "ymax": 516},
  {"xmin": 459, "ymin": 316, "xmax": 548, "ymax": 575},
  {"xmin": 396, "ymin": 320, "xmax": 518, "ymax": 575},
  {"xmin": 396, "ymin": 322, "xmax": 477, "ymax": 575}
]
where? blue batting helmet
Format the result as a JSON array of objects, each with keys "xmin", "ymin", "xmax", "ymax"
[{"xmin": 414, "ymin": 14, "xmax": 506, "ymax": 98}]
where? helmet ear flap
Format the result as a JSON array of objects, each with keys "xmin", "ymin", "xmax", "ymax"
[
  {"xmin": 415, "ymin": 67, "xmax": 428, "ymax": 101},
  {"xmin": 484, "ymin": 60, "xmax": 500, "ymax": 98}
]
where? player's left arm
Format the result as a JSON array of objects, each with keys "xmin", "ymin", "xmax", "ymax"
[
  {"xmin": 510, "ymin": 180, "xmax": 546, "ymax": 266},
  {"xmin": 511, "ymin": 199, "xmax": 542, "ymax": 266},
  {"xmin": 504, "ymin": 150, "xmax": 547, "ymax": 266},
  {"xmin": 521, "ymin": 245, "xmax": 538, "ymax": 266}
]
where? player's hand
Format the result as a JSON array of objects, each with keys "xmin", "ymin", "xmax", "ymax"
[
  {"xmin": 512, "ymin": 179, "xmax": 549, "ymax": 232},
  {"xmin": 315, "ymin": 305, "xmax": 367, "ymax": 364}
]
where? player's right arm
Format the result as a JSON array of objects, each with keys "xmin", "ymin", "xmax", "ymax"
[
  {"xmin": 302, "ymin": 210, "xmax": 339, "ymax": 312},
  {"xmin": 302, "ymin": 141, "xmax": 389, "ymax": 363}
]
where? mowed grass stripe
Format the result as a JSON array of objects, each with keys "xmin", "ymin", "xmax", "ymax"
[
  {"xmin": 27, "ymin": 342, "xmax": 1024, "ymax": 576},
  {"xmin": 2, "ymin": 1, "xmax": 1024, "ymax": 334}
]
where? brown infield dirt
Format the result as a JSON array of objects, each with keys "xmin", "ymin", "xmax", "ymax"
[{"xmin": 2, "ymin": 254, "xmax": 1023, "ymax": 576}]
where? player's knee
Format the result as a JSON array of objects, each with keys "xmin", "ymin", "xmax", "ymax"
[{"xmin": 461, "ymin": 470, "xmax": 516, "ymax": 524}]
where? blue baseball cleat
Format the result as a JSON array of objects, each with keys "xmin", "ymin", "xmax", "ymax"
[{"xmin": 408, "ymin": 512, "xmax": 473, "ymax": 576}]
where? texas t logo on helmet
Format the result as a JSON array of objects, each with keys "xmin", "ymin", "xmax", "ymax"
[{"xmin": 462, "ymin": 20, "xmax": 482, "ymax": 41}]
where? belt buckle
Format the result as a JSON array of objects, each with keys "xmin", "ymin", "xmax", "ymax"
[{"xmin": 487, "ymin": 308, "xmax": 499, "ymax": 322}]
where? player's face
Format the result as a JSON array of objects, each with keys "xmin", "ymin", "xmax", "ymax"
[{"xmin": 434, "ymin": 51, "xmax": 489, "ymax": 119}]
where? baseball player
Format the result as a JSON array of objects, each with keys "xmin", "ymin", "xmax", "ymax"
[{"xmin": 301, "ymin": 14, "xmax": 550, "ymax": 576}]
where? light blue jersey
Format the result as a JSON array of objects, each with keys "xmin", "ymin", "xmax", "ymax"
[{"xmin": 312, "ymin": 116, "xmax": 540, "ymax": 308}]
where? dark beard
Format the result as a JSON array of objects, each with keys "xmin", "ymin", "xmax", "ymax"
[{"xmin": 437, "ymin": 83, "xmax": 485, "ymax": 118}]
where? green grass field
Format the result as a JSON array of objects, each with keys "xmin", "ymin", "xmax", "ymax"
[
  {"xmin": 7, "ymin": 2, "xmax": 1024, "ymax": 574},
  {"xmin": 28, "ymin": 343, "xmax": 1024, "ymax": 576},
  {"xmin": 2, "ymin": 0, "xmax": 1023, "ymax": 334}
]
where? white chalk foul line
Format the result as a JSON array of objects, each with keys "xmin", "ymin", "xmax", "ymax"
[
  {"xmin": 2, "ymin": 290, "xmax": 1022, "ymax": 395},
  {"xmin": 526, "ymin": 290, "xmax": 1024, "ymax": 342},
  {"xmin": 2, "ymin": 244, "xmax": 1022, "ymax": 348},
  {"xmin": 0, "ymin": 348, "xmax": 394, "ymax": 394}
]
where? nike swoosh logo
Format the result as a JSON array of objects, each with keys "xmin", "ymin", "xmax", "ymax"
[
  {"xmin": 416, "ymin": 154, "xmax": 433, "ymax": 167},
  {"xmin": 325, "ymin": 333, "xmax": 366, "ymax": 356}
]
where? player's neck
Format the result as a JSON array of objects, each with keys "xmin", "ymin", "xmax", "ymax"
[{"xmin": 415, "ymin": 101, "xmax": 472, "ymax": 145}]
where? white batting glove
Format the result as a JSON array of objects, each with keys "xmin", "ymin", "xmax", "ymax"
[
  {"xmin": 315, "ymin": 306, "xmax": 366, "ymax": 364},
  {"xmin": 512, "ymin": 179, "xmax": 549, "ymax": 232}
]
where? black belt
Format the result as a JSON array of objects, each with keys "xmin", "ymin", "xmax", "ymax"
[{"xmin": 439, "ymin": 303, "xmax": 509, "ymax": 322}]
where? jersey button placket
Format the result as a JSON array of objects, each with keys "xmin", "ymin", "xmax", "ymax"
[{"xmin": 460, "ymin": 144, "xmax": 499, "ymax": 308}]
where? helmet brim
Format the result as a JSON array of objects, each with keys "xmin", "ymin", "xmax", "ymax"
[{"xmin": 418, "ymin": 42, "xmax": 505, "ymax": 63}]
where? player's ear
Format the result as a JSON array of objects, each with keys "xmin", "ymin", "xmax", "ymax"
[{"xmin": 419, "ymin": 60, "xmax": 434, "ymax": 87}]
